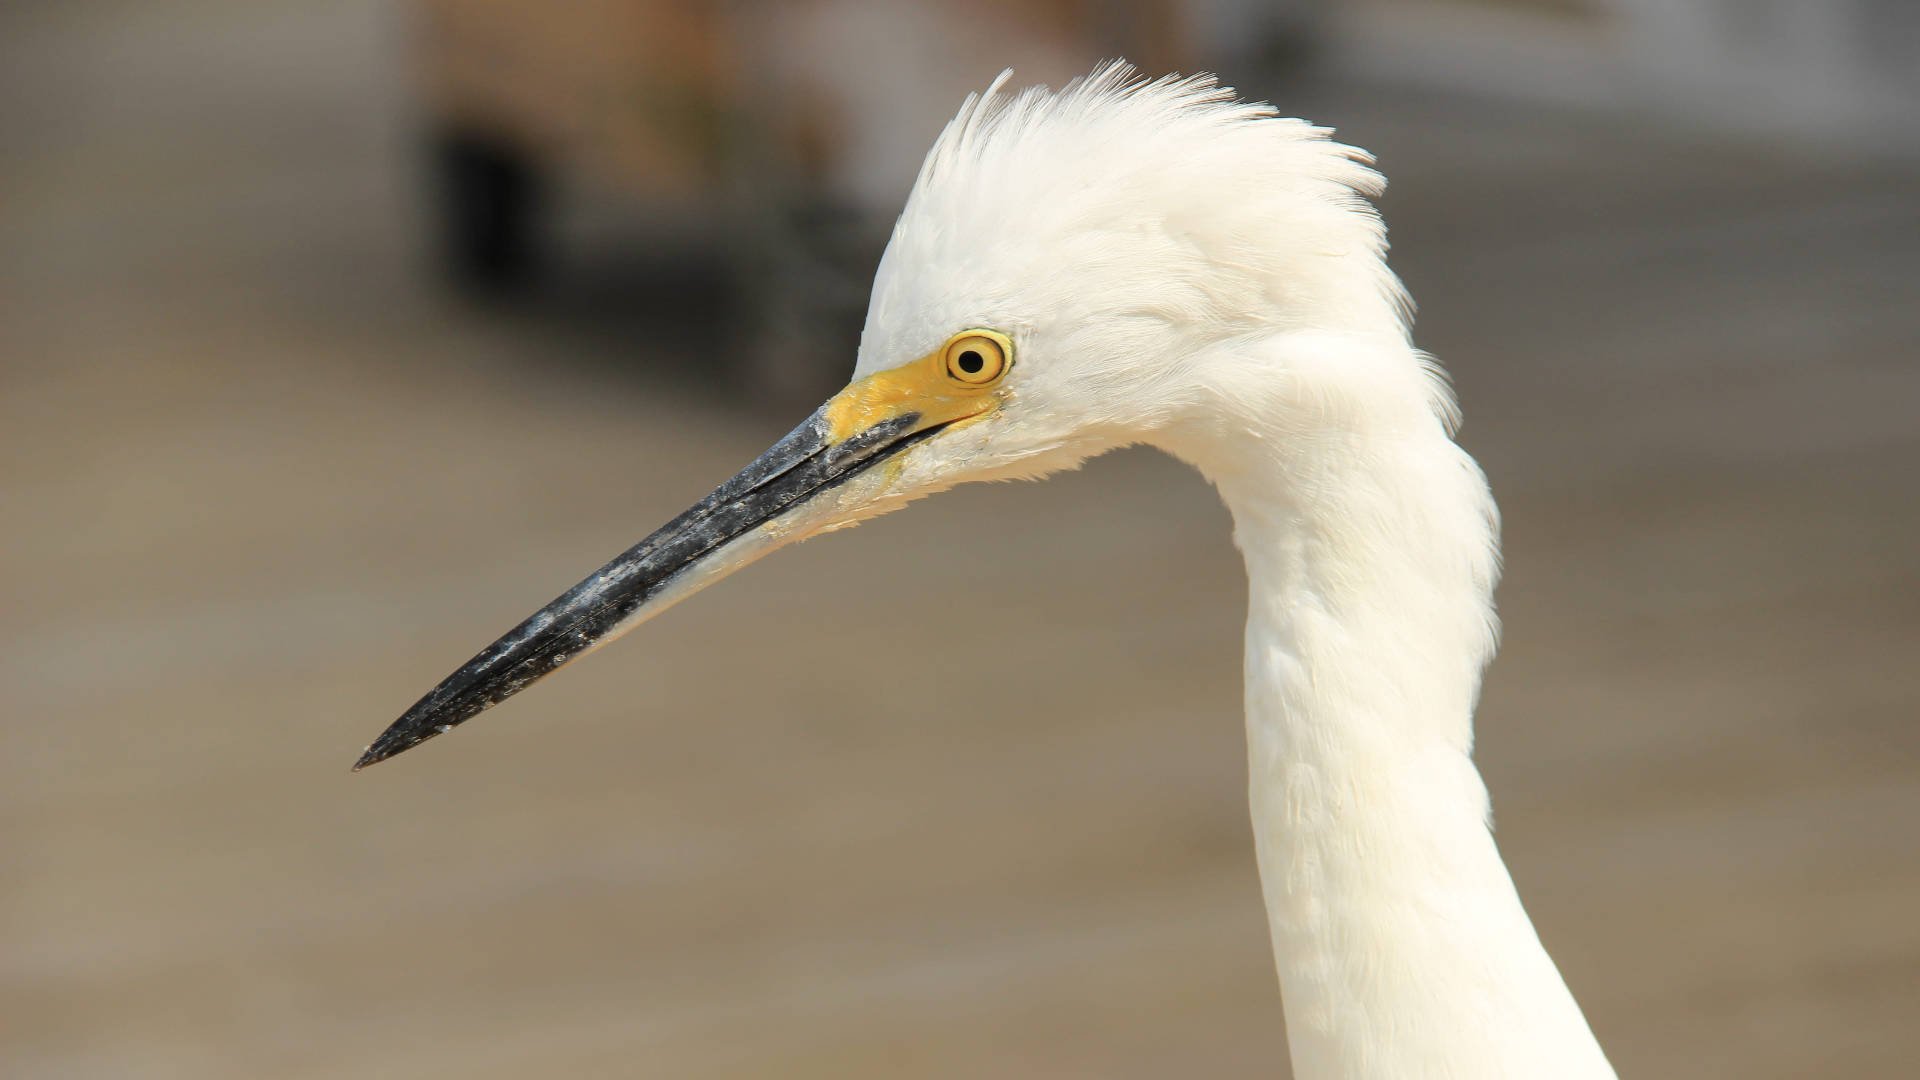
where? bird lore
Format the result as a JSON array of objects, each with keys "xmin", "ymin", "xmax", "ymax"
[{"xmin": 360, "ymin": 63, "xmax": 1618, "ymax": 1080}]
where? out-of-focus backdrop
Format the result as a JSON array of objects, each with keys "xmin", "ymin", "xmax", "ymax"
[{"xmin": 4, "ymin": 1, "xmax": 1917, "ymax": 1076}]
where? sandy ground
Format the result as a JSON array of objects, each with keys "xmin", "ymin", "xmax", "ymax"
[{"xmin": 4, "ymin": 3, "xmax": 1918, "ymax": 1077}]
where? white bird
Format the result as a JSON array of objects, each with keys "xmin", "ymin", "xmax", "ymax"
[{"xmin": 359, "ymin": 63, "xmax": 1617, "ymax": 1079}]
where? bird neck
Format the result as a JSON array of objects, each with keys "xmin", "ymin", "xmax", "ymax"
[{"xmin": 1162, "ymin": 336, "xmax": 1614, "ymax": 1080}]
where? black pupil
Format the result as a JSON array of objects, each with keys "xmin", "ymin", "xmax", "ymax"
[{"xmin": 957, "ymin": 350, "xmax": 986, "ymax": 375}]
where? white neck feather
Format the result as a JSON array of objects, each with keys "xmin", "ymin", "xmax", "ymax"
[{"xmin": 1161, "ymin": 333, "xmax": 1615, "ymax": 1080}]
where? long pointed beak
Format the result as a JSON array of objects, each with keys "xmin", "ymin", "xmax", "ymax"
[{"xmin": 352, "ymin": 401, "xmax": 947, "ymax": 770}]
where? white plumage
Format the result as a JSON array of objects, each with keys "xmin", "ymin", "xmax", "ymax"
[
  {"xmin": 848, "ymin": 64, "xmax": 1615, "ymax": 1079},
  {"xmin": 367, "ymin": 61, "xmax": 1616, "ymax": 1079}
]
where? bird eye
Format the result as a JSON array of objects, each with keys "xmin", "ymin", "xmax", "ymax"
[{"xmin": 942, "ymin": 331, "xmax": 1011, "ymax": 386}]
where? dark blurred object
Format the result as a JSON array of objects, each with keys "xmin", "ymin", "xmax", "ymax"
[{"xmin": 430, "ymin": 127, "xmax": 547, "ymax": 293}]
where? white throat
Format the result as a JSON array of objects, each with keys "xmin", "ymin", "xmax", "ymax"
[{"xmin": 1160, "ymin": 334, "xmax": 1615, "ymax": 1080}]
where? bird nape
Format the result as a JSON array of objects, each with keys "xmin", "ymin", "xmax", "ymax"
[{"xmin": 356, "ymin": 63, "xmax": 1617, "ymax": 1079}]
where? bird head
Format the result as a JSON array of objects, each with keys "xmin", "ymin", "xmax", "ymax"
[{"xmin": 356, "ymin": 63, "xmax": 1407, "ymax": 768}]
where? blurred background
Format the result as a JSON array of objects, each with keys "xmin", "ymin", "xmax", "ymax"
[{"xmin": 4, "ymin": 1, "xmax": 1917, "ymax": 1076}]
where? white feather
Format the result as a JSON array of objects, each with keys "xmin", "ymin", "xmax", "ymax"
[{"xmin": 836, "ymin": 63, "xmax": 1617, "ymax": 1079}]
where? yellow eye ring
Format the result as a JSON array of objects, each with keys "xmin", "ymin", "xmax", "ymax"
[{"xmin": 942, "ymin": 330, "xmax": 1012, "ymax": 386}]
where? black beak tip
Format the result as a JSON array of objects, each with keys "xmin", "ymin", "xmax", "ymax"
[{"xmin": 351, "ymin": 722, "xmax": 435, "ymax": 772}]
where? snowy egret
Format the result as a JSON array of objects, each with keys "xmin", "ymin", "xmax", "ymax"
[{"xmin": 357, "ymin": 65, "xmax": 1616, "ymax": 1078}]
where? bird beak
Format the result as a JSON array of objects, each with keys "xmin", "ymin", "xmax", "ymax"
[{"xmin": 353, "ymin": 349, "xmax": 999, "ymax": 769}]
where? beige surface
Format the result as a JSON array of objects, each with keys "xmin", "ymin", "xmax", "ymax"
[{"xmin": 4, "ymin": 2, "xmax": 1918, "ymax": 1077}]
